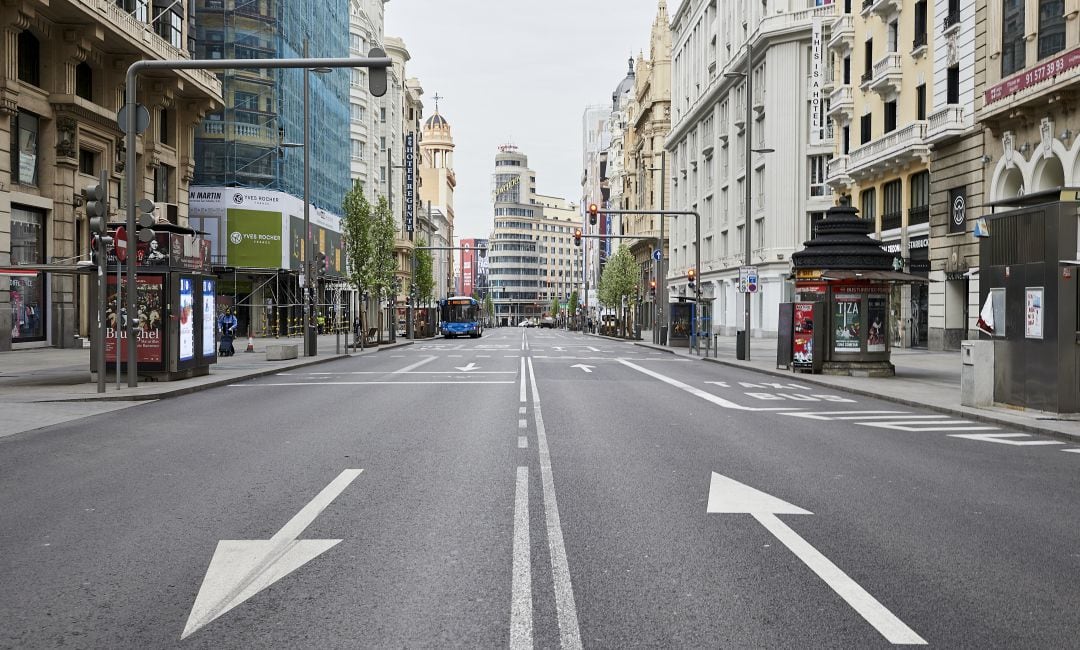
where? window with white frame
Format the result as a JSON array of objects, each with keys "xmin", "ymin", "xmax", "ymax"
[{"xmin": 809, "ymin": 155, "xmax": 832, "ymax": 196}]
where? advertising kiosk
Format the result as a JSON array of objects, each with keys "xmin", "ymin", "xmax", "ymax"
[
  {"xmin": 788, "ymin": 204, "xmax": 927, "ymax": 377},
  {"xmin": 100, "ymin": 223, "xmax": 218, "ymax": 380}
]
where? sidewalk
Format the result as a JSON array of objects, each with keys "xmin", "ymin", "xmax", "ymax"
[
  {"xmin": 616, "ymin": 331, "xmax": 1080, "ymax": 444},
  {"xmin": 0, "ymin": 333, "xmax": 413, "ymax": 438}
]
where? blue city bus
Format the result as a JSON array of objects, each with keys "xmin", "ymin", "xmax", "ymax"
[{"xmin": 439, "ymin": 296, "xmax": 483, "ymax": 338}]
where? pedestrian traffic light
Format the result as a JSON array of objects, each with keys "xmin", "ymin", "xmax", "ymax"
[
  {"xmin": 588, "ymin": 203, "xmax": 598, "ymax": 226},
  {"xmin": 82, "ymin": 181, "xmax": 109, "ymax": 235},
  {"xmin": 574, "ymin": 228, "xmax": 582, "ymax": 246},
  {"xmin": 687, "ymin": 268, "xmax": 696, "ymax": 288}
]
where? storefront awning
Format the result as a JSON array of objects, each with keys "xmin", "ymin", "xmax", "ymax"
[{"xmin": 816, "ymin": 269, "xmax": 930, "ymax": 283}]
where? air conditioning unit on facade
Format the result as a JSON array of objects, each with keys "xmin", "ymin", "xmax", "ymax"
[{"xmin": 154, "ymin": 202, "xmax": 179, "ymax": 224}]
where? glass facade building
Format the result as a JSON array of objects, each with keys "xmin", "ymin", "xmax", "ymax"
[{"xmin": 192, "ymin": 0, "xmax": 350, "ymax": 213}]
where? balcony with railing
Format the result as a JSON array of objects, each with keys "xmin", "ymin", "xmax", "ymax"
[
  {"xmin": 861, "ymin": 0, "xmax": 901, "ymax": 20},
  {"xmin": 826, "ymin": 155, "xmax": 854, "ymax": 189},
  {"xmin": 74, "ymin": 0, "xmax": 220, "ymax": 97},
  {"xmin": 829, "ymin": 15, "xmax": 854, "ymax": 53},
  {"xmin": 942, "ymin": 10, "xmax": 961, "ymax": 35},
  {"xmin": 925, "ymin": 104, "xmax": 972, "ymax": 144},
  {"xmin": 847, "ymin": 121, "xmax": 929, "ymax": 179},
  {"xmin": 869, "ymin": 52, "xmax": 903, "ymax": 96},
  {"xmin": 827, "ymin": 85, "xmax": 854, "ymax": 123}
]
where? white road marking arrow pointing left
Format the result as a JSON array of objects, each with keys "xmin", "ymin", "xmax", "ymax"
[
  {"xmin": 181, "ymin": 469, "xmax": 363, "ymax": 640},
  {"xmin": 455, "ymin": 362, "xmax": 479, "ymax": 372},
  {"xmin": 571, "ymin": 364, "xmax": 594, "ymax": 373},
  {"xmin": 707, "ymin": 472, "xmax": 926, "ymax": 645}
]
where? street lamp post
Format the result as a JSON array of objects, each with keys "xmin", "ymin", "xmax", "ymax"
[
  {"xmin": 725, "ymin": 40, "xmax": 774, "ymax": 361},
  {"xmin": 648, "ymin": 153, "xmax": 667, "ymax": 345},
  {"xmin": 301, "ymin": 38, "xmax": 333, "ymax": 358}
]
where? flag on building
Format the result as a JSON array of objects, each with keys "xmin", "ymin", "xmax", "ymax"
[{"xmin": 976, "ymin": 294, "xmax": 995, "ymax": 336}]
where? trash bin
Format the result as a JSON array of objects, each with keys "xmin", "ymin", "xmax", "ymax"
[
  {"xmin": 960, "ymin": 340, "xmax": 994, "ymax": 407},
  {"xmin": 659, "ymin": 325, "xmax": 668, "ymax": 346},
  {"xmin": 736, "ymin": 330, "xmax": 747, "ymax": 360}
]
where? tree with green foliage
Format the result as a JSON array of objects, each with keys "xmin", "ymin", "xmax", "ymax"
[
  {"xmin": 598, "ymin": 246, "xmax": 638, "ymax": 337},
  {"xmin": 483, "ymin": 293, "xmax": 495, "ymax": 326},
  {"xmin": 567, "ymin": 289, "xmax": 579, "ymax": 329},
  {"xmin": 370, "ymin": 196, "xmax": 397, "ymax": 341},
  {"xmin": 342, "ymin": 180, "xmax": 375, "ymax": 344},
  {"xmin": 414, "ymin": 237, "xmax": 435, "ymax": 303},
  {"xmin": 549, "ymin": 296, "xmax": 560, "ymax": 318}
]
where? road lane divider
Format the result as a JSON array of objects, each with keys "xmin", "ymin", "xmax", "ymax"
[
  {"xmin": 617, "ymin": 359, "xmax": 798, "ymax": 411},
  {"xmin": 393, "ymin": 355, "xmax": 437, "ymax": 374},
  {"xmin": 511, "ymin": 466, "xmax": 533, "ymax": 650},
  {"xmin": 526, "ymin": 357, "xmax": 583, "ymax": 649}
]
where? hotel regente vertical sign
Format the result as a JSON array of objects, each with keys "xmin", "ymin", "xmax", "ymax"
[{"xmin": 405, "ymin": 133, "xmax": 415, "ymax": 234}]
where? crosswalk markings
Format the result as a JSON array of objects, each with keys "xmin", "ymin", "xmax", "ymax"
[{"xmin": 949, "ymin": 433, "xmax": 1065, "ymax": 446}]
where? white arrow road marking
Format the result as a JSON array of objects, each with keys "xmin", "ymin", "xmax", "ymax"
[
  {"xmin": 707, "ymin": 473, "xmax": 926, "ymax": 645},
  {"xmin": 571, "ymin": 364, "xmax": 594, "ymax": 373},
  {"xmin": 455, "ymin": 362, "xmax": 480, "ymax": 372},
  {"xmin": 181, "ymin": 469, "xmax": 363, "ymax": 640},
  {"xmin": 948, "ymin": 433, "xmax": 1065, "ymax": 446},
  {"xmin": 618, "ymin": 360, "xmax": 798, "ymax": 411}
]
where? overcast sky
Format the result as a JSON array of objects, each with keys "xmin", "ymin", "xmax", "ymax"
[{"xmin": 385, "ymin": 0, "xmax": 665, "ymax": 240}]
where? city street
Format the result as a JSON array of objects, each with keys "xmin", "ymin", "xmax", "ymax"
[{"xmin": 1, "ymin": 328, "xmax": 1078, "ymax": 648}]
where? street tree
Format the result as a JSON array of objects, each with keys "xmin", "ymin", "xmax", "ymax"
[
  {"xmin": 414, "ymin": 237, "xmax": 435, "ymax": 304},
  {"xmin": 371, "ymin": 196, "xmax": 397, "ymax": 341},
  {"xmin": 549, "ymin": 296, "xmax": 560, "ymax": 319},
  {"xmin": 598, "ymin": 246, "xmax": 638, "ymax": 336},
  {"xmin": 342, "ymin": 180, "xmax": 374, "ymax": 341},
  {"xmin": 567, "ymin": 289, "xmax": 579, "ymax": 328},
  {"xmin": 483, "ymin": 293, "xmax": 495, "ymax": 326}
]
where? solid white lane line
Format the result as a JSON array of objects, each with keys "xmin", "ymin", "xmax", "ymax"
[
  {"xmin": 518, "ymin": 436, "xmax": 528, "ymax": 449},
  {"xmin": 519, "ymin": 357, "xmax": 527, "ymax": 403},
  {"xmin": 510, "ymin": 466, "xmax": 533, "ymax": 650},
  {"xmin": 393, "ymin": 356, "xmax": 437, "ymax": 374},
  {"xmin": 1063, "ymin": 449, "xmax": 1080, "ymax": 454},
  {"xmin": 231, "ymin": 381, "xmax": 516, "ymax": 386},
  {"xmin": 519, "ymin": 419, "xmax": 528, "ymax": 429},
  {"xmin": 527, "ymin": 357, "xmax": 583, "ymax": 649},
  {"xmin": 617, "ymin": 359, "xmax": 797, "ymax": 412},
  {"xmin": 298, "ymin": 371, "xmax": 516, "ymax": 375},
  {"xmin": 754, "ymin": 513, "xmax": 927, "ymax": 645}
]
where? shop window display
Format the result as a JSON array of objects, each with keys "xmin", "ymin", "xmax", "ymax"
[{"xmin": 10, "ymin": 206, "xmax": 46, "ymax": 342}]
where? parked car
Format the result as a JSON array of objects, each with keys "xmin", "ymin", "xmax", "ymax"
[{"xmin": 540, "ymin": 317, "xmax": 556, "ymax": 329}]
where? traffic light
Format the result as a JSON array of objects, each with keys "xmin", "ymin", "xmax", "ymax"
[
  {"xmin": 316, "ymin": 252, "xmax": 327, "ymax": 276},
  {"xmin": 82, "ymin": 181, "xmax": 109, "ymax": 235},
  {"xmin": 588, "ymin": 203, "xmax": 598, "ymax": 226},
  {"xmin": 136, "ymin": 198, "xmax": 156, "ymax": 243},
  {"xmin": 574, "ymin": 228, "xmax": 582, "ymax": 246},
  {"xmin": 687, "ymin": 268, "xmax": 696, "ymax": 288},
  {"xmin": 650, "ymin": 279, "xmax": 656, "ymax": 296}
]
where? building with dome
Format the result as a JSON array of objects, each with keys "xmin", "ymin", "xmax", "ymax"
[{"xmin": 420, "ymin": 103, "xmax": 457, "ymax": 300}]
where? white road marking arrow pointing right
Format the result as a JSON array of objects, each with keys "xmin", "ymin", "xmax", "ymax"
[
  {"xmin": 571, "ymin": 364, "xmax": 594, "ymax": 373},
  {"xmin": 181, "ymin": 469, "xmax": 363, "ymax": 640},
  {"xmin": 707, "ymin": 472, "xmax": 926, "ymax": 645}
]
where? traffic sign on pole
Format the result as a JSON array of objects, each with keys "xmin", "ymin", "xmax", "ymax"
[{"xmin": 739, "ymin": 266, "xmax": 759, "ymax": 293}]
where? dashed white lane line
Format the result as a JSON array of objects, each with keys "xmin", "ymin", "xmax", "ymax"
[
  {"xmin": 526, "ymin": 357, "xmax": 582, "ymax": 649},
  {"xmin": 510, "ymin": 466, "xmax": 532, "ymax": 650},
  {"xmin": 518, "ymin": 419, "xmax": 528, "ymax": 429},
  {"xmin": 518, "ymin": 436, "xmax": 528, "ymax": 449},
  {"xmin": 519, "ymin": 357, "xmax": 527, "ymax": 403},
  {"xmin": 519, "ymin": 407, "xmax": 527, "ymax": 415},
  {"xmin": 1063, "ymin": 449, "xmax": 1080, "ymax": 454}
]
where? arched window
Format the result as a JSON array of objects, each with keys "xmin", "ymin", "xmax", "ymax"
[
  {"xmin": 17, "ymin": 31, "xmax": 40, "ymax": 87},
  {"xmin": 75, "ymin": 62, "xmax": 93, "ymax": 101}
]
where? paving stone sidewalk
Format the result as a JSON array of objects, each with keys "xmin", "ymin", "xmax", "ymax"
[{"xmin": 0, "ymin": 333, "xmax": 412, "ymax": 438}]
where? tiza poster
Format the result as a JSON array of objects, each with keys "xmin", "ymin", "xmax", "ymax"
[{"xmin": 833, "ymin": 297, "xmax": 861, "ymax": 353}]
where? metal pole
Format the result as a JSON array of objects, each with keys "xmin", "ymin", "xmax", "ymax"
[
  {"xmin": 115, "ymin": 243, "xmax": 121, "ymax": 390},
  {"xmin": 95, "ymin": 224, "xmax": 105, "ymax": 394},
  {"xmin": 658, "ymin": 152, "xmax": 666, "ymax": 345},
  {"xmin": 303, "ymin": 38, "xmax": 316, "ymax": 357},
  {"xmin": 743, "ymin": 39, "xmax": 754, "ymax": 362},
  {"xmin": 124, "ymin": 70, "xmax": 138, "ymax": 387}
]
